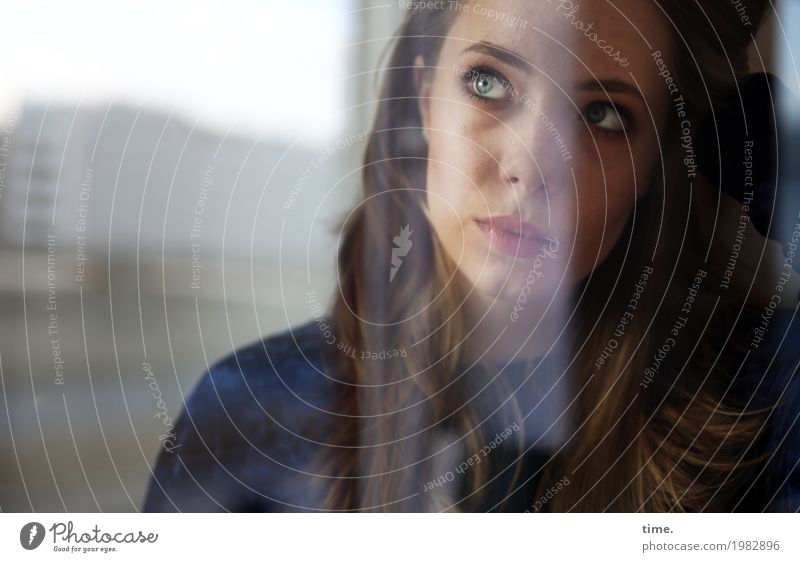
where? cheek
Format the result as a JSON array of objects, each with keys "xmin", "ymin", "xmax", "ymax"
[
  {"xmin": 425, "ymin": 153, "xmax": 471, "ymax": 245},
  {"xmin": 425, "ymin": 118, "xmax": 505, "ymax": 282},
  {"xmin": 424, "ymin": 135, "xmax": 466, "ymax": 266},
  {"xmin": 425, "ymin": 101, "xmax": 498, "ymax": 227},
  {"xmin": 426, "ymin": 176, "xmax": 463, "ymax": 251},
  {"xmin": 425, "ymin": 94, "xmax": 500, "ymax": 184},
  {"xmin": 573, "ymin": 159, "xmax": 636, "ymax": 251}
]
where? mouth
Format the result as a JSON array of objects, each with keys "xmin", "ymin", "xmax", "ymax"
[{"xmin": 475, "ymin": 215, "xmax": 552, "ymax": 258}]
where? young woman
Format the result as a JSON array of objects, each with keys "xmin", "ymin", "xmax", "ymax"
[{"xmin": 144, "ymin": 0, "xmax": 800, "ymax": 512}]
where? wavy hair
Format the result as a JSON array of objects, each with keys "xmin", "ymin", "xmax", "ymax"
[{"xmin": 313, "ymin": 0, "xmax": 774, "ymax": 512}]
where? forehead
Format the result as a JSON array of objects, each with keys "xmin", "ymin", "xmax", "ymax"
[{"xmin": 442, "ymin": 0, "xmax": 675, "ymax": 88}]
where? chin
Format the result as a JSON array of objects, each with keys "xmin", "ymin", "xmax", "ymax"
[{"xmin": 473, "ymin": 266, "xmax": 532, "ymax": 301}]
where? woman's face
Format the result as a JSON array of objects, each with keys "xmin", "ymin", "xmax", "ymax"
[{"xmin": 417, "ymin": 0, "xmax": 675, "ymax": 306}]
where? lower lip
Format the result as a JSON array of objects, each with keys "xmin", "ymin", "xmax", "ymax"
[{"xmin": 475, "ymin": 220, "xmax": 548, "ymax": 258}]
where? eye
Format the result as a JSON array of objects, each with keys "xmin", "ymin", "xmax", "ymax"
[
  {"xmin": 461, "ymin": 65, "xmax": 510, "ymax": 102},
  {"xmin": 583, "ymin": 101, "xmax": 629, "ymax": 134},
  {"xmin": 472, "ymin": 73, "xmax": 504, "ymax": 99}
]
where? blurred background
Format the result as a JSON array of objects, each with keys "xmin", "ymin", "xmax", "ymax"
[
  {"xmin": 0, "ymin": 0, "xmax": 797, "ymax": 512},
  {"xmin": 0, "ymin": 0, "xmax": 407, "ymax": 511}
]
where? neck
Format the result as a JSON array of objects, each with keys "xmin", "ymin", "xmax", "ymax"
[{"xmin": 462, "ymin": 289, "xmax": 568, "ymax": 370}]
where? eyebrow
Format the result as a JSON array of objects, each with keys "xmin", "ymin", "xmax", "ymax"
[
  {"xmin": 577, "ymin": 78, "xmax": 644, "ymax": 103},
  {"xmin": 462, "ymin": 41, "xmax": 532, "ymax": 73},
  {"xmin": 462, "ymin": 41, "xmax": 643, "ymax": 104}
]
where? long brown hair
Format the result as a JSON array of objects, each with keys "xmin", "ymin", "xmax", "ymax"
[{"xmin": 314, "ymin": 0, "xmax": 774, "ymax": 512}]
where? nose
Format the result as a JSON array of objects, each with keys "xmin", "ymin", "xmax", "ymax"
[
  {"xmin": 506, "ymin": 171, "xmax": 545, "ymax": 193},
  {"xmin": 499, "ymin": 108, "xmax": 570, "ymax": 196},
  {"xmin": 503, "ymin": 149, "xmax": 547, "ymax": 195}
]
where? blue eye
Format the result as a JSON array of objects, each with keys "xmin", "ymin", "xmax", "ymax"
[
  {"xmin": 461, "ymin": 65, "xmax": 510, "ymax": 102},
  {"xmin": 472, "ymin": 73, "xmax": 505, "ymax": 99},
  {"xmin": 583, "ymin": 102, "xmax": 628, "ymax": 134}
]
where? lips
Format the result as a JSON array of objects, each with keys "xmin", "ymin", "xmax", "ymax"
[{"xmin": 475, "ymin": 215, "xmax": 551, "ymax": 258}]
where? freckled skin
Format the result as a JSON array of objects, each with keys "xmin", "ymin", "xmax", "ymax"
[{"xmin": 417, "ymin": 0, "xmax": 674, "ymax": 307}]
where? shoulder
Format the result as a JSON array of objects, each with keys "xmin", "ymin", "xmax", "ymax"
[
  {"xmin": 190, "ymin": 317, "xmax": 332, "ymax": 414},
  {"xmin": 143, "ymin": 318, "xmax": 336, "ymax": 512}
]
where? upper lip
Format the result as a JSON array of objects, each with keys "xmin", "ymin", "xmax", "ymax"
[{"xmin": 476, "ymin": 215, "xmax": 549, "ymax": 239}]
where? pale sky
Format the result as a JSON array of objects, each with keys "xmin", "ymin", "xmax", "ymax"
[
  {"xmin": 0, "ymin": 0, "xmax": 354, "ymax": 147},
  {"xmin": 3, "ymin": 1, "xmax": 797, "ymax": 139}
]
